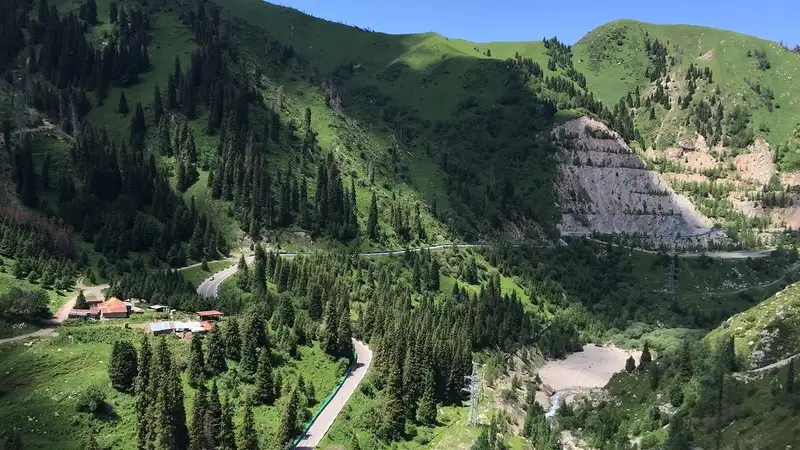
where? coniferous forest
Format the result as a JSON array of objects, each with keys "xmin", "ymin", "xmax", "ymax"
[{"xmin": 2, "ymin": 0, "xmax": 800, "ymax": 449}]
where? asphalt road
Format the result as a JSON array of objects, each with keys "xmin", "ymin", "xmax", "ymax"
[
  {"xmin": 196, "ymin": 241, "xmax": 773, "ymax": 300},
  {"xmin": 294, "ymin": 339, "xmax": 372, "ymax": 449}
]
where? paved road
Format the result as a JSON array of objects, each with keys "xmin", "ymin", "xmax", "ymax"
[
  {"xmin": 0, "ymin": 280, "xmax": 108, "ymax": 345},
  {"xmin": 295, "ymin": 339, "xmax": 372, "ymax": 450},
  {"xmin": 196, "ymin": 241, "xmax": 775, "ymax": 299}
]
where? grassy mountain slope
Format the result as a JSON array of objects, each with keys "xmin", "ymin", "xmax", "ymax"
[
  {"xmin": 563, "ymin": 280, "xmax": 800, "ymax": 449},
  {"xmin": 573, "ymin": 19, "xmax": 800, "ymax": 146},
  {"xmin": 706, "ymin": 279, "xmax": 800, "ymax": 369}
]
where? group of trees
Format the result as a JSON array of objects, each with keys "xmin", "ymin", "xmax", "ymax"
[
  {"xmin": 0, "ymin": 208, "xmax": 79, "ymax": 289},
  {"xmin": 107, "ymin": 315, "xmax": 313, "ymax": 450}
]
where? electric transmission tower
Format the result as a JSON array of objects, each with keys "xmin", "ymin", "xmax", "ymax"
[
  {"xmin": 666, "ymin": 253, "xmax": 677, "ymax": 296},
  {"xmin": 462, "ymin": 361, "xmax": 480, "ymax": 426}
]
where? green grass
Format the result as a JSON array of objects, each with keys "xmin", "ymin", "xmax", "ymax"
[
  {"xmin": 592, "ymin": 351, "xmax": 800, "ymax": 449},
  {"xmin": 0, "ymin": 266, "xmax": 73, "ymax": 317},
  {"xmin": 180, "ymin": 260, "xmax": 233, "ymax": 287},
  {"xmin": 572, "ymin": 19, "xmax": 800, "ymax": 146},
  {"xmin": 0, "ymin": 324, "xmax": 342, "ymax": 449},
  {"xmin": 705, "ymin": 280, "xmax": 800, "ymax": 367}
]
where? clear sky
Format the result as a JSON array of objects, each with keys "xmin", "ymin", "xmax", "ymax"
[{"xmin": 272, "ymin": 0, "xmax": 799, "ymax": 46}]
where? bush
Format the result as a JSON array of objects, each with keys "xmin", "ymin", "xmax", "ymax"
[{"xmin": 75, "ymin": 385, "xmax": 107, "ymax": 416}]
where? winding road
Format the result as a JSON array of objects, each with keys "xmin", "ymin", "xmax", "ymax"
[
  {"xmin": 295, "ymin": 340, "xmax": 373, "ymax": 450},
  {"xmin": 196, "ymin": 241, "xmax": 774, "ymax": 298}
]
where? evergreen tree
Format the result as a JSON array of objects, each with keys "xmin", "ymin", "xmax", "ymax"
[
  {"xmin": 278, "ymin": 387, "xmax": 299, "ymax": 449},
  {"xmin": 205, "ymin": 381, "xmax": 222, "ymax": 449},
  {"xmin": 218, "ymin": 396, "xmax": 237, "ymax": 450},
  {"xmin": 85, "ymin": 0, "xmax": 97, "ymax": 25},
  {"xmin": 639, "ymin": 340, "xmax": 652, "ymax": 370},
  {"xmin": 308, "ymin": 285, "xmax": 323, "ymax": 321},
  {"xmin": 118, "ymin": 91, "xmax": 129, "ymax": 115},
  {"xmin": 254, "ymin": 348, "xmax": 275, "ymax": 405},
  {"xmin": 109, "ymin": 1, "xmax": 117, "ymax": 23},
  {"xmin": 238, "ymin": 398, "xmax": 259, "ymax": 450},
  {"xmin": 788, "ymin": 358, "xmax": 796, "ymax": 394},
  {"xmin": 625, "ymin": 355, "xmax": 635, "ymax": 373},
  {"xmin": 367, "ymin": 192, "xmax": 379, "ymax": 240},
  {"xmin": 108, "ymin": 340, "xmax": 138, "ymax": 392},
  {"xmin": 135, "ymin": 336, "xmax": 152, "ymax": 450},
  {"xmin": 187, "ymin": 332, "xmax": 206, "ymax": 387},
  {"xmin": 251, "ymin": 245, "xmax": 267, "ymax": 294},
  {"xmin": 188, "ymin": 384, "xmax": 208, "ymax": 450},
  {"xmin": 153, "ymin": 83, "xmax": 164, "ymax": 123},
  {"xmin": 76, "ymin": 289, "xmax": 88, "ymax": 309},
  {"xmin": 240, "ymin": 312, "xmax": 266, "ymax": 374},
  {"xmin": 206, "ymin": 324, "xmax": 228, "ymax": 376},
  {"xmin": 224, "ymin": 318, "xmax": 241, "ymax": 361},
  {"xmin": 416, "ymin": 370, "xmax": 438, "ymax": 426}
]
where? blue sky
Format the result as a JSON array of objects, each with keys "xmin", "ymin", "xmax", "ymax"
[{"xmin": 273, "ymin": 0, "xmax": 799, "ymax": 45}]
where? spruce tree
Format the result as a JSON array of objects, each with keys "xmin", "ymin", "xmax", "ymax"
[
  {"xmin": 238, "ymin": 398, "xmax": 259, "ymax": 450},
  {"xmin": 109, "ymin": 1, "xmax": 117, "ymax": 23},
  {"xmin": 416, "ymin": 370, "xmax": 438, "ymax": 426},
  {"xmin": 118, "ymin": 91, "xmax": 129, "ymax": 115},
  {"xmin": 251, "ymin": 245, "xmax": 267, "ymax": 294},
  {"xmin": 85, "ymin": 0, "xmax": 97, "ymax": 24},
  {"xmin": 218, "ymin": 395, "xmax": 237, "ymax": 450},
  {"xmin": 367, "ymin": 192, "xmax": 379, "ymax": 240},
  {"xmin": 76, "ymin": 289, "xmax": 88, "ymax": 309},
  {"xmin": 639, "ymin": 340, "xmax": 652, "ymax": 370},
  {"xmin": 135, "ymin": 336, "xmax": 152, "ymax": 450},
  {"xmin": 240, "ymin": 312, "xmax": 266, "ymax": 375},
  {"xmin": 308, "ymin": 284, "xmax": 323, "ymax": 321},
  {"xmin": 224, "ymin": 318, "xmax": 242, "ymax": 361},
  {"xmin": 206, "ymin": 324, "xmax": 228, "ymax": 376},
  {"xmin": 187, "ymin": 332, "xmax": 206, "ymax": 387},
  {"xmin": 205, "ymin": 381, "xmax": 222, "ymax": 449},
  {"xmin": 625, "ymin": 355, "xmax": 635, "ymax": 373},
  {"xmin": 153, "ymin": 83, "xmax": 164, "ymax": 123},
  {"xmin": 278, "ymin": 388, "xmax": 299, "ymax": 449},
  {"xmin": 108, "ymin": 340, "xmax": 138, "ymax": 392},
  {"xmin": 254, "ymin": 348, "xmax": 275, "ymax": 405},
  {"xmin": 188, "ymin": 384, "xmax": 208, "ymax": 450}
]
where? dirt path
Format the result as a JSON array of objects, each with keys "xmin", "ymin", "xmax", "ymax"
[
  {"xmin": 0, "ymin": 279, "xmax": 109, "ymax": 346},
  {"xmin": 733, "ymin": 353, "xmax": 800, "ymax": 381},
  {"xmin": 295, "ymin": 339, "xmax": 372, "ymax": 449}
]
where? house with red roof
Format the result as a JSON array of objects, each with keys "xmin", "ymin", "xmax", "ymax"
[
  {"xmin": 99, "ymin": 298, "xmax": 129, "ymax": 319},
  {"xmin": 196, "ymin": 310, "xmax": 223, "ymax": 321}
]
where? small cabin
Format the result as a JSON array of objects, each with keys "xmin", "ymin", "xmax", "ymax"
[{"xmin": 196, "ymin": 310, "xmax": 224, "ymax": 321}]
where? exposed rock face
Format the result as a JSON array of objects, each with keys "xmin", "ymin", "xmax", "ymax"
[
  {"xmin": 553, "ymin": 117, "xmax": 725, "ymax": 246},
  {"xmin": 735, "ymin": 138, "xmax": 776, "ymax": 184}
]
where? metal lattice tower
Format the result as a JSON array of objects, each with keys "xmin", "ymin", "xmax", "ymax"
[
  {"xmin": 666, "ymin": 253, "xmax": 677, "ymax": 296},
  {"xmin": 462, "ymin": 361, "xmax": 480, "ymax": 426}
]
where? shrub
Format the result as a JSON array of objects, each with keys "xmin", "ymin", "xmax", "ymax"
[{"xmin": 75, "ymin": 385, "xmax": 107, "ymax": 416}]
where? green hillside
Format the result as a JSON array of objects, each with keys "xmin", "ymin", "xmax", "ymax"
[
  {"xmin": 4, "ymin": 0, "xmax": 800, "ymax": 449},
  {"xmin": 706, "ymin": 280, "xmax": 800, "ymax": 369},
  {"xmin": 572, "ymin": 20, "xmax": 800, "ymax": 147}
]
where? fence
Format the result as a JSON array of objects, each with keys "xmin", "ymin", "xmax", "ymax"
[{"xmin": 290, "ymin": 350, "xmax": 358, "ymax": 449}]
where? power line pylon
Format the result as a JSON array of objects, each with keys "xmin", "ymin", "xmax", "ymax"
[{"xmin": 462, "ymin": 361, "xmax": 480, "ymax": 426}]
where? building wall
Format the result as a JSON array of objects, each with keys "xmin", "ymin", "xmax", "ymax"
[{"xmin": 102, "ymin": 312, "xmax": 128, "ymax": 319}]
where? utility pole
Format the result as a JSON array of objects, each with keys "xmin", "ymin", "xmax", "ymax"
[{"xmin": 462, "ymin": 361, "xmax": 480, "ymax": 426}]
